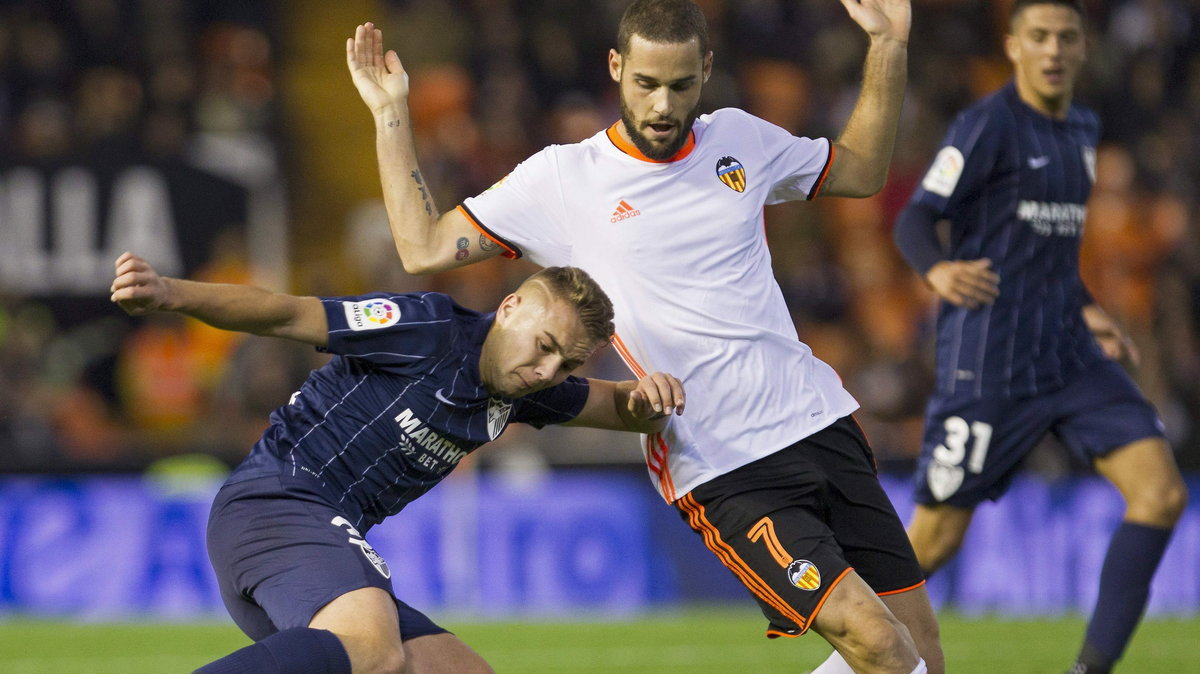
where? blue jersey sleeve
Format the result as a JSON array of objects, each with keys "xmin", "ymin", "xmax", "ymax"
[
  {"xmin": 319, "ymin": 291, "xmax": 456, "ymax": 366},
  {"xmin": 511, "ymin": 375, "xmax": 590, "ymax": 428},
  {"xmin": 910, "ymin": 105, "xmax": 1004, "ymax": 220}
]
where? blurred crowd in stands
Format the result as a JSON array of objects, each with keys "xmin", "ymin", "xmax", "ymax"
[{"xmin": 1, "ymin": 0, "xmax": 1198, "ymax": 474}]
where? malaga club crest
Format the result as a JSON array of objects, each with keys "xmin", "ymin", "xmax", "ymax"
[
  {"xmin": 716, "ymin": 156, "xmax": 747, "ymax": 192},
  {"xmin": 487, "ymin": 396, "xmax": 513, "ymax": 440},
  {"xmin": 786, "ymin": 559, "xmax": 821, "ymax": 591}
]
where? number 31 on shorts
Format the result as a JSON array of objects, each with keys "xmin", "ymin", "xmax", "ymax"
[{"xmin": 928, "ymin": 416, "xmax": 993, "ymax": 501}]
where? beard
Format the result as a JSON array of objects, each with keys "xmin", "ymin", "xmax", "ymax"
[{"xmin": 619, "ymin": 97, "xmax": 702, "ymax": 160}]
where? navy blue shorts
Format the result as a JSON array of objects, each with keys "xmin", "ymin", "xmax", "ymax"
[
  {"xmin": 206, "ymin": 475, "xmax": 448, "ymax": 642},
  {"xmin": 678, "ymin": 416, "xmax": 925, "ymax": 637},
  {"xmin": 915, "ymin": 359, "xmax": 1165, "ymax": 508}
]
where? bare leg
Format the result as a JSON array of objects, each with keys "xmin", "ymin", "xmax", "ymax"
[
  {"xmin": 905, "ymin": 503, "xmax": 974, "ymax": 575},
  {"xmin": 811, "ymin": 571, "xmax": 921, "ymax": 674},
  {"xmin": 1071, "ymin": 437, "xmax": 1189, "ymax": 671},
  {"xmin": 404, "ymin": 633, "xmax": 494, "ymax": 674},
  {"xmin": 880, "ymin": 585, "xmax": 943, "ymax": 674},
  {"xmin": 308, "ymin": 587, "xmax": 407, "ymax": 673},
  {"xmin": 1094, "ymin": 437, "xmax": 1188, "ymax": 528}
]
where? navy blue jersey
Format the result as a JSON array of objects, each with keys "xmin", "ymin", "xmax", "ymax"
[
  {"xmin": 226, "ymin": 291, "xmax": 590, "ymax": 531},
  {"xmin": 908, "ymin": 82, "xmax": 1105, "ymax": 400}
]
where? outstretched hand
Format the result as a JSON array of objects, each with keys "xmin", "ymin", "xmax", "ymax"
[
  {"xmin": 347, "ymin": 22, "xmax": 410, "ymax": 114},
  {"xmin": 838, "ymin": 0, "xmax": 911, "ymax": 43},
  {"xmin": 110, "ymin": 251, "xmax": 170, "ymax": 316},
  {"xmin": 628, "ymin": 372, "xmax": 686, "ymax": 421},
  {"xmin": 925, "ymin": 259, "xmax": 1000, "ymax": 309}
]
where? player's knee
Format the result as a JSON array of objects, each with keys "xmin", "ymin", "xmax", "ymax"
[
  {"xmin": 844, "ymin": 615, "xmax": 919, "ymax": 672},
  {"xmin": 1128, "ymin": 478, "xmax": 1189, "ymax": 526},
  {"xmin": 346, "ymin": 637, "xmax": 406, "ymax": 674},
  {"xmin": 1154, "ymin": 479, "xmax": 1189, "ymax": 524},
  {"xmin": 910, "ymin": 527, "xmax": 963, "ymax": 573}
]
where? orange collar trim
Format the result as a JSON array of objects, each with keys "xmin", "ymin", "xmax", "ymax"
[{"xmin": 606, "ymin": 122, "xmax": 696, "ymax": 163}]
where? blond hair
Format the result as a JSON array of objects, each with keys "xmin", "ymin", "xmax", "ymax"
[{"xmin": 521, "ymin": 266, "xmax": 615, "ymax": 346}]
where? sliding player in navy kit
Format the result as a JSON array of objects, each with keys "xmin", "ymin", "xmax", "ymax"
[
  {"xmin": 893, "ymin": 2, "xmax": 1188, "ymax": 672},
  {"xmin": 111, "ymin": 251, "xmax": 684, "ymax": 674}
]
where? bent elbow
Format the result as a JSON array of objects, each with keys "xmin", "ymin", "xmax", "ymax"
[
  {"xmin": 398, "ymin": 254, "xmax": 439, "ymax": 276},
  {"xmin": 852, "ymin": 174, "xmax": 888, "ymax": 198}
]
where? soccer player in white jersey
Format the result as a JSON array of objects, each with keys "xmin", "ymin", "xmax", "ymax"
[{"xmin": 348, "ymin": 1, "xmax": 940, "ymax": 672}]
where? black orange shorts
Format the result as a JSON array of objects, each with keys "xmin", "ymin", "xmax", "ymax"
[{"xmin": 676, "ymin": 416, "xmax": 924, "ymax": 637}]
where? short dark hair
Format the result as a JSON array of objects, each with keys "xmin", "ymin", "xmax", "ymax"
[
  {"xmin": 522, "ymin": 266, "xmax": 615, "ymax": 346},
  {"xmin": 617, "ymin": 0, "xmax": 709, "ymax": 57},
  {"xmin": 1009, "ymin": 0, "xmax": 1086, "ymax": 30}
]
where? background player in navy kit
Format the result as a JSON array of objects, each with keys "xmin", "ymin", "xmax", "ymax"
[
  {"xmin": 893, "ymin": 2, "xmax": 1189, "ymax": 672},
  {"xmin": 110, "ymin": 251, "xmax": 684, "ymax": 674}
]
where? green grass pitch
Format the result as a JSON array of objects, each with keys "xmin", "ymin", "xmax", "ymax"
[{"xmin": 1, "ymin": 606, "xmax": 1195, "ymax": 673}]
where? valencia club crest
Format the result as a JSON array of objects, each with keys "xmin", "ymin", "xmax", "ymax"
[{"xmin": 716, "ymin": 156, "xmax": 746, "ymax": 193}]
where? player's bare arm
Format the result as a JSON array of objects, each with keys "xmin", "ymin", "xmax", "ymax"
[
  {"xmin": 924, "ymin": 258, "xmax": 1001, "ymax": 309},
  {"xmin": 822, "ymin": 0, "xmax": 911, "ymax": 198},
  {"xmin": 1083, "ymin": 303, "xmax": 1141, "ymax": 366},
  {"xmin": 110, "ymin": 251, "xmax": 329, "ymax": 346},
  {"xmin": 566, "ymin": 373, "xmax": 686, "ymax": 434},
  {"xmin": 348, "ymin": 22, "xmax": 499, "ymax": 274}
]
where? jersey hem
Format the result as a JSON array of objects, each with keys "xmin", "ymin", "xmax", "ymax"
[{"xmin": 660, "ymin": 405, "xmax": 860, "ymax": 503}]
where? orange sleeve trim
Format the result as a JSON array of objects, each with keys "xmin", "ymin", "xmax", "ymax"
[
  {"xmin": 456, "ymin": 204, "xmax": 519, "ymax": 259},
  {"xmin": 877, "ymin": 579, "xmax": 927, "ymax": 597},
  {"xmin": 807, "ymin": 139, "xmax": 835, "ymax": 200},
  {"xmin": 677, "ymin": 494, "xmax": 810, "ymax": 630}
]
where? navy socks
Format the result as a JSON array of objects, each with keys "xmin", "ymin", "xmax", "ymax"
[
  {"xmin": 1071, "ymin": 521, "xmax": 1173, "ymax": 672},
  {"xmin": 194, "ymin": 627, "xmax": 352, "ymax": 674}
]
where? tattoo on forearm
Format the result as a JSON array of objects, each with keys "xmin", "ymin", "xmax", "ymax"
[
  {"xmin": 387, "ymin": 120, "xmax": 403, "ymax": 127},
  {"xmin": 455, "ymin": 236, "xmax": 470, "ymax": 261},
  {"xmin": 411, "ymin": 170, "xmax": 433, "ymax": 215},
  {"xmin": 478, "ymin": 234, "xmax": 499, "ymax": 252}
]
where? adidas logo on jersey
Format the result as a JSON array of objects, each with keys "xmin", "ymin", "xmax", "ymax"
[{"xmin": 610, "ymin": 200, "xmax": 641, "ymax": 223}]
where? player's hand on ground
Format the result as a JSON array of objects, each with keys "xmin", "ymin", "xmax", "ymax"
[
  {"xmin": 1083, "ymin": 304, "xmax": 1141, "ymax": 366},
  {"xmin": 110, "ymin": 251, "xmax": 170, "ymax": 316},
  {"xmin": 839, "ymin": 0, "xmax": 911, "ymax": 44},
  {"xmin": 628, "ymin": 372, "xmax": 685, "ymax": 421},
  {"xmin": 347, "ymin": 22, "xmax": 409, "ymax": 114},
  {"xmin": 925, "ymin": 258, "xmax": 1000, "ymax": 309}
]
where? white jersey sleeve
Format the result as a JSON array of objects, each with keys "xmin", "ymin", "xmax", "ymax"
[
  {"xmin": 723, "ymin": 108, "xmax": 833, "ymax": 204},
  {"xmin": 459, "ymin": 148, "xmax": 572, "ymax": 267}
]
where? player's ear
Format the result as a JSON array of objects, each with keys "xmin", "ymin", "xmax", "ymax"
[
  {"xmin": 702, "ymin": 51, "xmax": 713, "ymax": 83},
  {"xmin": 608, "ymin": 49, "xmax": 622, "ymax": 83},
  {"xmin": 1004, "ymin": 33, "xmax": 1019, "ymax": 65},
  {"xmin": 495, "ymin": 293, "xmax": 520, "ymax": 325}
]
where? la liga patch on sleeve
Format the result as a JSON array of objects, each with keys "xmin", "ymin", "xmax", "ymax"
[
  {"xmin": 343, "ymin": 298, "xmax": 401, "ymax": 331},
  {"xmin": 921, "ymin": 146, "xmax": 965, "ymax": 198}
]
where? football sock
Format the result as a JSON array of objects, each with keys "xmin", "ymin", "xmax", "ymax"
[
  {"xmin": 193, "ymin": 627, "xmax": 352, "ymax": 674},
  {"xmin": 1071, "ymin": 521, "xmax": 1173, "ymax": 672},
  {"xmin": 810, "ymin": 650, "xmax": 854, "ymax": 673},
  {"xmin": 810, "ymin": 651, "xmax": 926, "ymax": 673}
]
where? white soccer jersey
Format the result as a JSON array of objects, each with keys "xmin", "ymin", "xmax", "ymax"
[{"xmin": 460, "ymin": 108, "xmax": 859, "ymax": 502}]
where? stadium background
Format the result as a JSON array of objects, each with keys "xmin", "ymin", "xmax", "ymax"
[{"xmin": 1, "ymin": 0, "xmax": 1199, "ymax": 668}]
